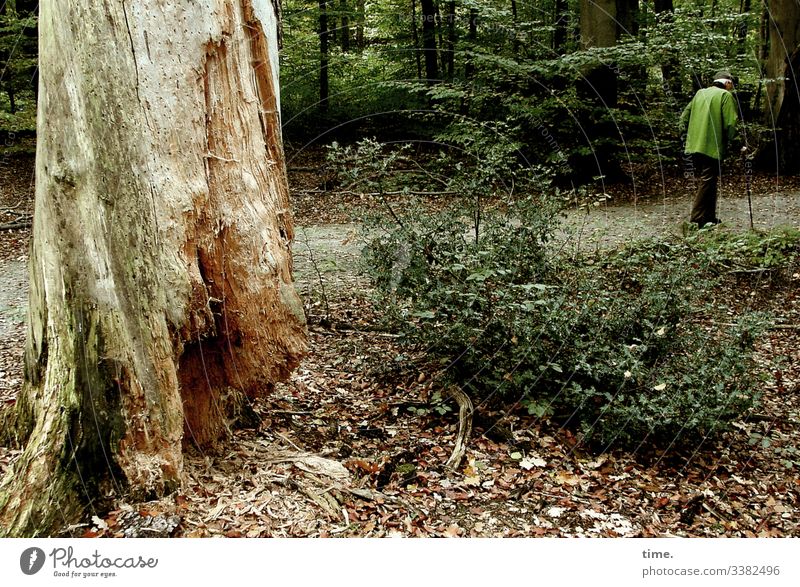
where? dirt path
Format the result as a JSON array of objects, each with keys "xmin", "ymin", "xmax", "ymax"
[{"xmin": 563, "ymin": 189, "xmax": 799, "ymax": 249}]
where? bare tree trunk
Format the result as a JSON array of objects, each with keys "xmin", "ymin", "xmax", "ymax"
[
  {"xmin": 737, "ymin": 0, "xmax": 751, "ymax": 56},
  {"xmin": 580, "ymin": 0, "xmax": 618, "ymax": 106},
  {"xmin": 553, "ymin": 0, "xmax": 568, "ymax": 55},
  {"xmin": 412, "ymin": 0, "xmax": 423, "ymax": 78},
  {"xmin": 465, "ymin": 8, "xmax": 477, "ymax": 79},
  {"xmin": 319, "ymin": 0, "xmax": 330, "ymax": 111},
  {"xmin": 0, "ymin": 0, "xmax": 306, "ymax": 537},
  {"xmin": 356, "ymin": 0, "xmax": 365, "ymax": 49},
  {"xmin": 340, "ymin": 0, "xmax": 350, "ymax": 52},
  {"xmin": 435, "ymin": 2, "xmax": 446, "ymax": 76},
  {"xmin": 420, "ymin": 0, "xmax": 439, "ymax": 82},
  {"xmin": 579, "ymin": 0, "xmax": 622, "ymax": 180},
  {"xmin": 446, "ymin": 0, "xmax": 456, "ymax": 78},
  {"xmin": 764, "ymin": 0, "xmax": 800, "ymax": 172}
]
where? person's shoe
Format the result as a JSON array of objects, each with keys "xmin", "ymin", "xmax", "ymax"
[{"xmin": 700, "ymin": 218, "xmax": 722, "ymax": 229}]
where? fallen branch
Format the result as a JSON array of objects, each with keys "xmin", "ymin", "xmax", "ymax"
[
  {"xmin": 0, "ymin": 220, "xmax": 31, "ymax": 231},
  {"xmin": 746, "ymin": 414, "xmax": 800, "ymax": 426},
  {"xmin": 297, "ymin": 188, "xmax": 456, "ymax": 197},
  {"xmin": 445, "ymin": 386, "xmax": 473, "ymax": 471}
]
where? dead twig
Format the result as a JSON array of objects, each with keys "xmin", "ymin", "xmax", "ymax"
[
  {"xmin": 745, "ymin": 414, "xmax": 800, "ymax": 426},
  {"xmin": 296, "ymin": 227, "xmax": 331, "ymax": 319},
  {"xmin": 0, "ymin": 220, "xmax": 31, "ymax": 231}
]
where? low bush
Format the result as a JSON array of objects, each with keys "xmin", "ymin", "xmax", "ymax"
[{"xmin": 361, "ymin": 196, "xmax": 779, "ymax": 448}]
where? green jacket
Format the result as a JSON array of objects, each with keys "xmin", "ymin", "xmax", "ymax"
[{"xmin": 680, "ymin": 86, "xmax": 739, "ymax": 161}]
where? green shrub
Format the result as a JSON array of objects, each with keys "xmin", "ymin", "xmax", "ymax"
[{"xmin": 362, "ymin": 197, "xmax": 771, "ymax": 448}]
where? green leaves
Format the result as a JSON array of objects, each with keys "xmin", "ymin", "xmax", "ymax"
[{"xmin": 361, "ymin": 189, "xmax": 777, "ymax": 448}]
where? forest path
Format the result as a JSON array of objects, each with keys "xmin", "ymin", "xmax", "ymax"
[{"xmin": 291, "ymin": 188, "xmax": 800, "ymax": 288}]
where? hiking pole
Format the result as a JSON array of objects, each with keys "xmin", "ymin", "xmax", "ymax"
[{"xmin": 742, "ymin": 145, "xmax": 754, "ymax": 230}]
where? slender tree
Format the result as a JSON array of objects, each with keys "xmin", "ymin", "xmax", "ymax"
[
  {"xmin": 465, "ymin": 7, "xmax": 477, "ymax": 79},
  {"xmin": 446, "ymin": 0, "xmax": 456, "ymax": 78},
  {"xmin": 412, "ymin": 0, "xmax": 423, "ymax": 78},
  {"xmin": 320, "ymin": 0, "xmax": 330, "ymax": 110},
  {"xmin": 420, "ymin": 0, "xmax": 439, "ymax": 82},
  {"xmin": 356, "ymin": 0, "xmax": 365, "ymax": 49},
  {"xmin": 340, "ymin": 0, "xmax": 350, "ymax": 52},
  {"xmin": 553, "ymin": 0, "xmax": 569, "ymax": 55},
  {"xmin": 654, "ymin": 0, "xmax": 680, "ymax": 98}
]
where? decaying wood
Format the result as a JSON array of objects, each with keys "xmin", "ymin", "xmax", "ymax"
[
  {"xmin": 445, "ymin": 385, "xmax": 473, "ymax": 470},
  {"xmin": 0, "ymin": 0, "xmax": 306, "ymax": 537}
]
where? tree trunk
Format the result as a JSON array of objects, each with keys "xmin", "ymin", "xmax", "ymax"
[
  {"xmin": 0, "ymin": 0, "xmax": 306, "ymax": 537},
  {"xmin": 766, "ymin": 0, "xmax": 800, "ymax": 173},
  {"xmin": 465, "ymin": 8, "xmax": 477, "ymax": 80},
  {"xmin": 420, "ymin": 0, "xmax": 439, "ymax": 82},
  {"xmin": 340, "ymin": 0, "xmax": 350, "ymax": 52},
  {"xmin": 435, "ymin": 3, "xmax": 446, "ymax": 76},
  {"xmin": 774, "ymin": 49, "xmax": 800, "ymax": 172},
  {"xmin": 446, "ymin": 0, "xmax": 456, "ymax": 78},
  {"xmin": 616, "ymin": 0, "xmax": 638, "ymax": 39},
  {"xmin": 412, "ymin": 0, "xmax": 423, "ymax": 79},
  {"xmin": 319, "ymin": 0, "xmax": 330, "ymax": 111},
  {"xmin": 617, "ymin": 0, "xmax": 643, "ymax": 95},
  {"xmin": 553, "ymin": 0, "xmax": 568, "ymax": 55},
  {"xmin": 579, "ymin": 0, "xmax": 621, "ymax": 181},
  {"xmin": 356, "ymin": 0, "xmax": 365, "ymax": 49},
  {"xmin": 765, "ymin": 0, "xmax": 800, "ymax": 120},
  {"xmin": 764, "ymin": 0, "xmax": 800, "ymax": 172},
  {"xmin": 579, "ymin": 0, "xmax": 617, "ymax": 107}
]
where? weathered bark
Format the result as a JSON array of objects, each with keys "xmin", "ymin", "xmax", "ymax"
[
  {"xmin": 0, "ymin": 0, "xmax": 306, "ymax": 537},
  {"xmin": 578, "ymin": 0, "xmax": 623, "ymax": 181},
  {"xmin": 764, "ymin": 0, "xmax": 800, "ymax": 171}
]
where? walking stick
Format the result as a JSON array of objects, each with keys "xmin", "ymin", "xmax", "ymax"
[{"xmin": 742, "ymin": 146, "xmax": 754, "ymax": 230}]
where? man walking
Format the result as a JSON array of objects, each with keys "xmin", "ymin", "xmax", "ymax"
[{"xmin": 680, "ymin": 70, "xmax": 739, "ymax": 227}]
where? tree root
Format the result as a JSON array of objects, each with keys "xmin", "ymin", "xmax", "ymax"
[{"xmin": 445, "ymin": 386, "xmax": 473, "ymax": 471}]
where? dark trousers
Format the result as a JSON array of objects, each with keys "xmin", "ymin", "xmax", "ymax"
[{"xmin": 689, "ymin": 153, "xmax": 722, "ymax": 226}]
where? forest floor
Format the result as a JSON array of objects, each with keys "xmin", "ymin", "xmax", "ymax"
[{"xmin": 1, "ymin": 152, "xmax": 799, "ymax": 537}]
